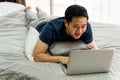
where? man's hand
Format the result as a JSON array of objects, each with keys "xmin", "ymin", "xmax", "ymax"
[
  {"xmin": 58, "ymin": 56, "xmax": 69, "ymax": 64},
  {"xmin": 88, "ymin": 40, "xmax": 97, "ymax": 50}
]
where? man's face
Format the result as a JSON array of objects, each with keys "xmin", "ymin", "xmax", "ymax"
[{"xmin": 64, "ymin": 17, "xmax": 87, "ymax": 39}]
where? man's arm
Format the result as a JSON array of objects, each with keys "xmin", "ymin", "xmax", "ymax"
[
  {"xmin": 33, "ymin": 39, "xmax": 69, "ymax": 64},
  {"xmin": 88, "ymin": 40, "xmax": 97, "ymax": 50}
]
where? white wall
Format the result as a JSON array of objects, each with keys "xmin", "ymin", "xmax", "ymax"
[
  {"xmin": 53, "ymin": 0, "xmax": 120, "ymax": 25},
  {"xmin": 26, "ymin": 0, "xmax": 120, "ymax": 25}
]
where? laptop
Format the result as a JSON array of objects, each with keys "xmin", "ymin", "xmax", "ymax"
[{"xmin": 61, "ymin": 48, "xmax": 115, "ymax": 75}]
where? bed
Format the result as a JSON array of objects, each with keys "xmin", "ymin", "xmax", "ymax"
[{"xmin": 0, "ymin": 2, "xmax": 120, "ymax": 80}]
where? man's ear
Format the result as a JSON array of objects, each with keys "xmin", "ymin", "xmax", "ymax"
[{"xmin": 64, "ymin": 19, "xmax": 68, "ymax": 28}]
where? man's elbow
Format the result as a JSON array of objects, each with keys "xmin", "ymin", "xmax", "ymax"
[
  {"xmin": 33, "ymin": 53, "xmax": 43, "ymax": 62},
  {"xmin": 33, "ymin": 54, "xmax": 39, "ymax": 62}
]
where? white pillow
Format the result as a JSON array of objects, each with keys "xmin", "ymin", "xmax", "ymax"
[
  {"xmin": 49, "ymin": 41, "xmax": 92, "ymax": 56},
  {"xmin": 0, "ymin": 9, "xmax": 27, "ymax": 56},
  {"xmin": 0, "ymin": 2, "xmax": 25, "ymax": 17},
  {"xmin": 25, "ymin": 27, "xmax": 39, "ymax": 61}
]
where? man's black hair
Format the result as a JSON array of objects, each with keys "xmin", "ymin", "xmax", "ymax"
[{"xmin": 65, "ymin": 5, "xmax": 89, "ymax": 23}]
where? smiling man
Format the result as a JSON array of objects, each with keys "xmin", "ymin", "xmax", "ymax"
[{"xmin": 31, "ymin": 5, "xmax": 97, "ymax": 64}]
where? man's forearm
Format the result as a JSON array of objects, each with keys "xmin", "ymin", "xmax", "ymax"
[
  {"xmin": 33, "ymin": 53, "xmax": 69, "ymax": 64},
  {"xmin": 34, "ymin": 53, "xmax": 59, "ymax": 62}
]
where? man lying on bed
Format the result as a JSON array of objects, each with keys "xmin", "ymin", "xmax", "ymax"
[{"xmin": 25, "ymin": 5, "xmax": 97, "ymax": 64}]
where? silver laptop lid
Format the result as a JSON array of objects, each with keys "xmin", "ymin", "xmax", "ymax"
[{"xmin": 67, "ymin": 48, "xmax": 115, "ymax": 75}]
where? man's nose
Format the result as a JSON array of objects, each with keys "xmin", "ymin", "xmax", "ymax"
[{"xmin": 77, "ymin": 28, "xmax": 83, "ymax": 34}]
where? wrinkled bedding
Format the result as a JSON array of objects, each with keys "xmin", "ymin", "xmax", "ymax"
[
  {"xmin": 0, "ymin": 9, "xmax": 120, "ymax": 80},
  {"xmin": 0, "ymin": 69, "xmax": 38, "ymax": 80}
]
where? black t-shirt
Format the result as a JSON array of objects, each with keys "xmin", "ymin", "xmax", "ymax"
[{"xmin": 36, "ymin": 17, "xmax": 93, "ymax": 46}]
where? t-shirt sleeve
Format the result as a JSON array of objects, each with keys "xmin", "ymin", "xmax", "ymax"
[
  {"xmin": 39, "ymin": 22, "xmax": 55, "ymax": 46},
  {"xmin": 81, "ymin": 23, "xmax": 93, "ymax": 44}
]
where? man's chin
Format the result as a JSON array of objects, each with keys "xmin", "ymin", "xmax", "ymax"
[{"xmin": 73, "ymin": 36, "xmax": 81, "ymax": 39}]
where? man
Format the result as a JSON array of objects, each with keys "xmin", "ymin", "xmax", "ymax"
[{"xmin": 26, "ymin": 5, "xmax": 97, "ymax": 64}]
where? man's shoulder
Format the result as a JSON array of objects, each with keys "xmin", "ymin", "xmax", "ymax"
[
  {"xmin": 47, "ymin": 17, "xmax": 64, "ymax": 30},
  {"xmin": 50, "ymin": 17, "xmax": 64, "ymax": 23}
]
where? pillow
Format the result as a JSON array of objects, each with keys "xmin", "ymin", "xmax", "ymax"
[
  {"xmin": 25, "ymin": 27, "xmax": 39, "ymax": 61},
  {"xmin": 0, "ymin": 8, "xmax": 27, "ymax": 56},
  {"xmin": 0, "ymin": 2, "xmax": 25, "ymax": 17},
  {"xmin": 49, "ymin": 41, "xmax": 92, "ymax": 56}
]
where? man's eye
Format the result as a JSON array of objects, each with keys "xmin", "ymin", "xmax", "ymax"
[
  {"xmin": 82, "ymin": 25, "xmax": 86, "ymax": 28},
  {"xmin": 73, "ymin": 25, "xmax": 79, "ymax": 28},
  {"xmin": 82, "ymin": 26, "xmax": 85, "ymax": 28}
]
